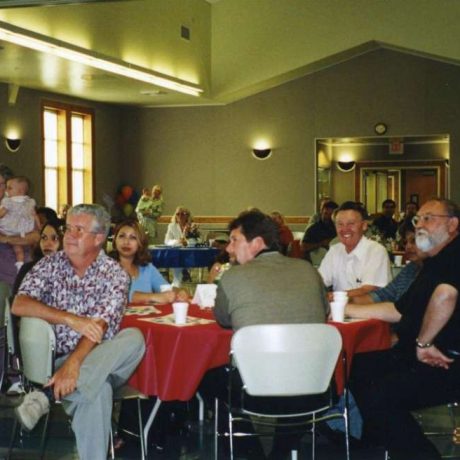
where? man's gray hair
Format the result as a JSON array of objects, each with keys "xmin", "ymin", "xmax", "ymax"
[
  {"xmin": 427, "ymin": 197, "xmax": 460, "ymax": 219},
  {"xmin": 68, "ymin": 204, "xmax": 111, "ymax": 237}
]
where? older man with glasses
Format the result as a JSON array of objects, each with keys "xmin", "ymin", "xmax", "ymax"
[
  {"xmin": 12, "ymin": 204, "xmax": 145, "ymax": 460},
  {"xmin": 350, "ymin": 198, "xmax": 460, "ymax": 460}
]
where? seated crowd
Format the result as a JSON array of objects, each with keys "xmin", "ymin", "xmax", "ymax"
[{"xmin": 1, "ymin": 161, "xmax": 459, "ymax": 460}]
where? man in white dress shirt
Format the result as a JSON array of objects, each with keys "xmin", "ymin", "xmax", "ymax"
[{"xmin": 319, "ymin": 201, "xmax": 391, "ymax": 298}]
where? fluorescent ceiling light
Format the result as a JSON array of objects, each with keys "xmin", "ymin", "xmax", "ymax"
[{"xmin": 0, "ymin": 21, "xmax": 203, "ymax": 97}]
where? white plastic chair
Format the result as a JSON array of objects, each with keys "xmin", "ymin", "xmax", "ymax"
[
  {"xmin": 19, "ymin": 317, "xmax": 56, "ymax": 388},
  {"xmin": 8, "ymin": 317, "xmax": 56, "ymax": 459},
  {"xmin": 214, "ymin": 323, "xmax": 350, "ymax": 460},
  {"xmin": 13, "ymin": 317, "xmax": 148, "ymax": 460},
  {"xmin": 3, "ymin": 298, "xmax": 24, "ymax": 396}
]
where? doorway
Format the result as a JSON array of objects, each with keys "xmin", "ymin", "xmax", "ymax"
[
  {"xmin": 315, "ymin": 134, "xmax": 449, "ymax": 212},
  {"xmin": 355, "ymin": 160, "xmax": 446, "ymax": 214}
]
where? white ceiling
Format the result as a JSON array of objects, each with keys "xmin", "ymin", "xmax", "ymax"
[{"xmin": 1, "ymin": 0, "xmax": 460, "ymax": 108}]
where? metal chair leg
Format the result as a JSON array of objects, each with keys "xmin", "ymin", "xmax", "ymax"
[
  {"xmin": 6, "ymin": 417, "xmax": 18, "ymax": 460},
  {"xmin": 38, "ymin": 410, "xmax": 50, "ymax": 460},
  {"xmin": 136, "ymin": 398, "xmax": 146, "ymax": 460},
  {"xmin": 214, "ymin": 397, "xmax": 219, "ymax": 460}
]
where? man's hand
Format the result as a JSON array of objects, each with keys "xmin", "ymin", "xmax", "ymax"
[
  {"xmin": 175, "ymin": 289, "xmax": 190, "ymax": 302},
  {"xmin": 417, "ymin": 345, "xmax": 454, "ymax": 370},
  {"xmin": 45, "ymin": 358, "xmax": 80, "ymax": 400},
  {"xmin": 68, "ymin": 316, "xmax": 106, "ymax": 343},
  {"xmin": 159, "ymin": 291, "xmax": 176, "ymax": 304}
]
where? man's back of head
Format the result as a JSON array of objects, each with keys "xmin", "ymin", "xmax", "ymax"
[
  {"xmin": 229, "ymin": 210, "xmax": 279, "ymax": 249},
  {"xmin": 227, "ymin": 211, "xmax": 280, "ymax": 265}
]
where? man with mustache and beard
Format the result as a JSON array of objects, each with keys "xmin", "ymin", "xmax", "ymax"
[{"xmin": 349, "ymin": 198, "xmax": 460, "ymax": 460}]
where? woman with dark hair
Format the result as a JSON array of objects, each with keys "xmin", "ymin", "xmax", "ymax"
[
  {"xmin": 12, "ymin": 220, "xmax": 63, "ymax": 295},
  {"xmin": 6, "ymin": 220, "xmax": 63, "ymax": 394},
  {"xmin": 111, "ymin": 219, "xmax": 176, "ymax": 303}
]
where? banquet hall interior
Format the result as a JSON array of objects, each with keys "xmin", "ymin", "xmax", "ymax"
[{"xmin": 1, "ymin": 0, "xmax": 460, "ymax": 458}]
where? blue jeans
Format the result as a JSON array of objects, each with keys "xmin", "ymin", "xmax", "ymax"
[{"xmin": 326, "ymin": 391, "xmax": 363, "ymax": 439}]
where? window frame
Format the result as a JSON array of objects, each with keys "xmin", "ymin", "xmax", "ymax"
[{"xmin": 41, "ymin": 100, "xmax": 95, "ymax": 210}]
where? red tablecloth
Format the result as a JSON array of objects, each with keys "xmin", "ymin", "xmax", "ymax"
[
  {"xmin": 330, "ymin": 318, "xmax": 392, "ymax": 393},
  {"xmin": 121, "ymin": 304, "xmax": 232, "ymax": 401},
  {"xmin": 123, "ymin": 308, "xmax": 391, "ymax": 400}
]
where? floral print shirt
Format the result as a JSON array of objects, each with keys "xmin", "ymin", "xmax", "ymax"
[{"xmin": 18, "ymin": 250, "xmax": 129, "ymax": 355}]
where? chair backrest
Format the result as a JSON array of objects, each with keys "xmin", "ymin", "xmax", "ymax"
[
  {"xmin": 4, "ymin": 298, "xmax": 17, "ymax": 357},
  {"xmin": 231, "ymin": 323, "xmax": 342, "ymax": 397},
  {"xmin": 0, "ymin": 325, "xmax": 6, "ymax": 390},
  {"xmin": 19, "ymin": 317, "xmax": 56, "ymax": 385},
  {"xmin": 0, "ymin": 281, "xmax": 11, "ymax": 328}
]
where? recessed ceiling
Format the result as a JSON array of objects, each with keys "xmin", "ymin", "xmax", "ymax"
[{"xmin": 1, "ymin": 0, "xmax": 460, "ymax": 107}]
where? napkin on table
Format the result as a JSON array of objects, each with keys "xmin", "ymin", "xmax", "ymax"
[{"xmin": 192, "ymin": 284, "xmax": 218, "ymax": 308}]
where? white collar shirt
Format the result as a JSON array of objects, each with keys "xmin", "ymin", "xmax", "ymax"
[{"xmin": 318, "ymin": 236, "xmax": 392, "ymax": 291}]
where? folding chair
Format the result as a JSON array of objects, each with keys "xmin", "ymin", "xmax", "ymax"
[
  {"xmin": 4, "ymin": 298, "xmax": 24, "ymax": 394},
  {"xmin": 12, "ymin": 316, "xmax": 148, "ymax": 460},
  {"xmin": 215, "ymin": 323, "xmax": 350, "ymax": 460},
  {"xmin": 110, "ymin": 385, "xmax": 148, "ymax": 460},
  {"xmin": 9, "ymin": 317, "xmax": 56, "ymax": 459},
  {"xmin": 0, "ymin": 322, "xmax": 18, "ymax": 460},
  {"xmin": 0, "ymin": 281, "xmax": 10, "ymax": 329}
]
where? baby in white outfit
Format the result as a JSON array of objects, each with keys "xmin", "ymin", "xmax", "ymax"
[{"xmin": 0, "ymin": 176, "xmax": 40, "ymax": 270}]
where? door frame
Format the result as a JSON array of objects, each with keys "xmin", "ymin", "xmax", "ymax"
[{"xmin": 355, "ymin": 160, "xmax": 448, "ymax": 207}]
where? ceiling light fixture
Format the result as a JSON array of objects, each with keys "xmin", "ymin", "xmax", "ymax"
[{"xmin": 0, "ymin": 21, "xmax": 203, "ymax": 97}]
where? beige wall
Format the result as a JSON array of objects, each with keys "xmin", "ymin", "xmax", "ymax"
[
  {"xmin": 121, "ymin": 49, "xmax": 460, "ymax": 216},
  {"xmin": 2, "ymin": 48, "xmax": 460, "ymax": 220}
]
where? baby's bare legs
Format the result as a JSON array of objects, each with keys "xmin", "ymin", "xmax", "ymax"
[{"xmin": 12, "ymin": 244, "xmax": 25, "ymax": 271}]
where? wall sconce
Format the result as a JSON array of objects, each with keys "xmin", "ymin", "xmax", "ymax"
[
  {"xmin": 337, "ymin": 161, "xmax": 356, "ymax": 172},
  {"xmin": 252, "ymin": 148, "xmax": 272, "ymax": 160},
  {"xmin": 5, "ymin": 138, "xmax": 21, "ymax": 152}
]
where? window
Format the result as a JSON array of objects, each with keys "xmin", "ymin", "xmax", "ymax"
[{"xmin": 42, "ymin": 102, "xmax": 94, "ymax": 212}]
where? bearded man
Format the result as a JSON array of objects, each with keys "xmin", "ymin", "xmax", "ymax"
[{"xmin": 349, "ymin": 198, "xmax": 460, "ymax": 460}]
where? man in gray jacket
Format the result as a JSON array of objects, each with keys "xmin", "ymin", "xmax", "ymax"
[
  {"xmin": 214, "ymin": 210, "xmax": 328, "ymax": 329},
  {"xmin": 211, "ymin": 210, "xmax": 328, "ymax": 459}
]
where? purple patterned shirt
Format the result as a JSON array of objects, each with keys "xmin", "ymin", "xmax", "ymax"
[{"xmin": 18, "ymin": 250, "xmax": 129, "ymax": 355}]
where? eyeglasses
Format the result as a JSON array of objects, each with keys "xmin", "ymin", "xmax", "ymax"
[
  {"xmin": 411, "ymin": 214, "xmax": 451, "ymax": 226},
  {"xmin": 176, "ymin": 212, "xmax": 189, "ymax": 216},
  {"xmin": 63, "ymin": 224, "xmax": 99, "ymax": 237}
]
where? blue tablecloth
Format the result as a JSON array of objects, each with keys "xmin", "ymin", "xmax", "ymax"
[{"xmin": 150, "ymin": 247, "xmax": 220, "ymax": 268}]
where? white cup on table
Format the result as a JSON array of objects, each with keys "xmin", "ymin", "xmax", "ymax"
[
  {"xmin": 330, "ymin": 300, "xmax": 346, "ymax": 322},
  {"xmin": 160, "ymin": 284, "xmax": 173, "ymax": 292},
  {"xmin": 332, "ymin": 291, "xmax": 348, "ymax": 302},
  {"xmin": 172, "ymin": 302, "xmax": 189, "ymax": 325},
  {"xmin": 394, "ymin": 255, "xmax": 403, "ymax": 267}
]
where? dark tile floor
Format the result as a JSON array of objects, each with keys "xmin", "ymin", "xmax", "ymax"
[{"xmin": 2, "ymin": 394, "xmax": 460, "ymax": 459}]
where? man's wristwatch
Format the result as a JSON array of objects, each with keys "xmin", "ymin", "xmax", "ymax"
[{"xmin": 416, "ymin": 338, "xmax": 433, "ymax": 349}]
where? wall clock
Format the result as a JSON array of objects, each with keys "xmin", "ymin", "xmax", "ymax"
[{"xmin": 374, "ymin": 123, "xmax": 387, "ymax": 135}]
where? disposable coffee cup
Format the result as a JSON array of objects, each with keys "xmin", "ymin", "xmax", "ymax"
[
  {"xmin": 172, "ymin": 302, "xmax": 189, "ymax": 325},
  {"xmin": 160, "ymin": 284, "xmax": 173, "ymax": 292},
  {"xmin": 394, "ymin": 255, "xmax": 403, "ymax": 267},
  {"xmin": 333, "ymin": 291, "xmax": 348, "ymax": 300},
  {"xmin": 330, "ymin": 301, "xmax": 346, "ymax": 322}
]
